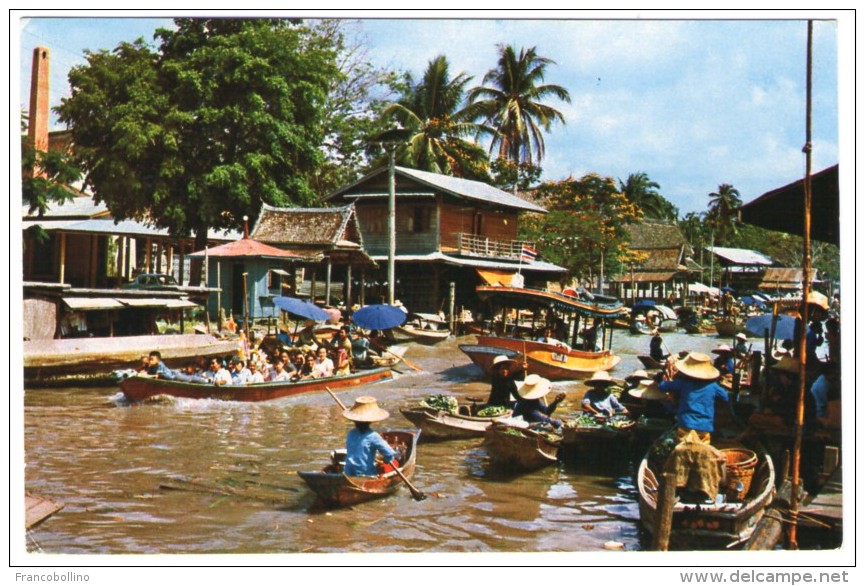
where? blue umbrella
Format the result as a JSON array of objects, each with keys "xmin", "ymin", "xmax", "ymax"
[
  {"xmin": 273, "ymin": 296, "xmax": 331, "ymax": 322},
  {"xmin": 740, "ymin": 296, "xmax": 766, "ymax": 308},
  {"xmin": 633, "ymin": 299, "xmax": 656, "ymax": 308},
  {"xmin": 351, "ymin": 304, "xmax": 407, "ymax": 330},
  {"xmin": 721, "ymin": 286, "xmax": 736, "ymax": 293},
  {"xmin": 746, "ymin": 313, "xmax": 796, "ymax": 341}
]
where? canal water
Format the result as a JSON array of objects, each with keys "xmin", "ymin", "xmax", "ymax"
[{"xmin": 21, "ymin": 330, "xmax": 759, "ymax": 557}]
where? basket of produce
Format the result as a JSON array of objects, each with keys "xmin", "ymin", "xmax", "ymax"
[
  {"xmin": 476, "ymin": 405, "xmax": 510, "ymax": 418},
  {"xmin": 721, "ymin": 448, "xmax": 757, "ymax": 501},
  {"xmin": 419, "ymin": 395, "xmax": 458, "ymax": 414}
]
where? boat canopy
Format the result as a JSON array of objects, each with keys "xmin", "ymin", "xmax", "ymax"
[{"xmin": 475, "ymin": 285, "xmax": 628, "ymax": 318}]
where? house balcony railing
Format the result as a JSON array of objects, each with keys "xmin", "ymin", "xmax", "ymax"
[{"xmin": 455, "ymin": 233, "xmax": 535, "ymax": 261}]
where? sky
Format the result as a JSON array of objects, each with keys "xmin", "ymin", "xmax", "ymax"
[{"xmin": 13, "ymin": 11, "xmax": 848, "ymax": 217}]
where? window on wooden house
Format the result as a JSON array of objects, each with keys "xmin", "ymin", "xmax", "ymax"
[{"xmin": 411, "ymin": 207, "xmax": 428, "ymax": 233}]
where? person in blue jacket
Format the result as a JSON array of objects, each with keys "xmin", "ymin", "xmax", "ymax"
[
  {"xmin": 659, "ymin": 352, "xmax": 729, "ymax": 444},
  {"xmin": 342, "ymin": 396, "xmax": 397, "ymax": 477},
  {"xmin": 513, "ymin": 374, "xmax": 566, "ymax": 429},
  {"xmin": 141, "ymin": 350, "xmax": 176, "ymax": 379}
]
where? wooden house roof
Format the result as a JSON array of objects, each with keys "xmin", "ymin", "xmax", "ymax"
[
  {"xmin": 251, "ymin": 204, "xmax": 362, "ymax": 248},
  {"xmin": 626, "ymin": 219, "xmax": 688, "ymax": 249}
]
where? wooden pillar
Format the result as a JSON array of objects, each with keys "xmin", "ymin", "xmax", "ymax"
[
  {"xmin": 359, "ymin": 268, "xmax": 366, "ymax": 305},
  {"xmin": 310, "ymin": 268, "xmax": 317, "ymax": 304},
  {"xmin": 324, "ymin": 257, "xmax": 332, "ymax": 306},
  {"xmin": 90, "ymin": 235, "xmax": 99, "ymax": 287},
  {"xmin": 652, "ymin": 471, "xmax": 677, "ymax": 551},
  {"xmin": 145, "ymin": 238, "xmax": 153, "ymax": 273},
  {"xmin": 58, "ymin": 233, "xmax": 67, "ymax": 284},
  {"xmin": 155, "ymin": 241, "xmax": 163, "ymax": 273},
  {"xmin": 118, "ymin": 236, "xmax": 126, "ymax": 285},
  {"xmin": 345, "ymin": 263, "xmax": 353, "ymax": 308}
]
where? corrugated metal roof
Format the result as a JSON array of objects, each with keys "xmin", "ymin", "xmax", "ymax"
[
  {"xmin": 187, "ymin": 237, "xmax": 305, "ymax": 260},
  {"xmin": 326, "ymin": 166, "xmax": 547, "ymax": 213},
  {"xmin": 22, "ymin": 193, "xmax": 107, "ymax": 219},
  {"xmin": 609, "ymin": 271, "xmax": 677, "ymax": 283},
  {"xmin": 706, "ymin": 246, "xmax": 774, "ymax": 266}
]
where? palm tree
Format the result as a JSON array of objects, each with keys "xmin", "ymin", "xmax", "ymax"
[
  {"xmin": 706, "ymin": 183, "xmax": 743, "ymax": 244},
  {"xmin": 466, "ymin": 44, "xmax": 571, "ymax": 167},
  {"xmin": 618, "ymin": 172, "xmax": 678, "ymax": 221},
  {"xmin": 374, "ymin": 55, "xmax": 491, "ymax": 179}
]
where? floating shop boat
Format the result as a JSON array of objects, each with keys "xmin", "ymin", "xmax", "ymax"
[
  {"xmin": 120, "ymin": 366, "xmax": 394, "ymax": 403},
  {"xmin": 297, "ymin": 430, "xmax": 419, "ymax": 508},
  {"xmin": 400, "ymin": 406, "xmax": 511, "ymax": 441},
  {"xmin": 482, "ymin": 421, "xmax": 561, "ymax": 472}
]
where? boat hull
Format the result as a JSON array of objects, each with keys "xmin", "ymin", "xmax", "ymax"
[
  {"xmin": 120, "ymin": 367, "xmax": 394, "ymax": 403},
  {"xmin": 297, "ymin": 430, "xmax": 419, "ymax": 508},
  {"xmin": 393, "ymin": 325, "xmax": 450, "ymax": 345},
  {"xmin": 458, "ymin": 344, "xmax": 521, "ymax": 375},
  {"xmin": 483, "ymin": 422, "xmax": 560, "ymax": 472},
  {"xmin": 400, "ymin": 407, "xmax": 509, "ymax": 440},
  {"xmin": 715, "ymin": 318, "xmax": 747, "ymax": 338},
  {"xmin": 636, "ymin": 442, "xmax": 776, "ymax": 549}
]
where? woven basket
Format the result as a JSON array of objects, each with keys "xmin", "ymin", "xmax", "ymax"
[{"xmin": 722, "ymin": 448, "xmax": 758, "ymax": 501}]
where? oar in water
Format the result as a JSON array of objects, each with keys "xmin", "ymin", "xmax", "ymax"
[{"xmin": 323, "ymin": 386, "xmax": 427, "ymax": 501}]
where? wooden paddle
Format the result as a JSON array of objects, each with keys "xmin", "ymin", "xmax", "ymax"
[{"xmin": 324, "ymin": 387, "xmax": 427, "ymax": 501}]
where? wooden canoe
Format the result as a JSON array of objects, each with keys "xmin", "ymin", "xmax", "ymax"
[
  {"xmin": 400, "ymin": 406, "xmax": 512, "ymax": 441},
  {"xmin": 393, "ymin": 324, "xmax": 451, "ymax": 345},
  {"xmin": 715, "ymin": 318, "xmax": 748, "ymax": 338},
  {"xmin": 24, "ymin": 334, "xmax": 242, "ymax": 387},
  {"xmin": 636, "ymin": 439, "xmax": 776, "ymax": 549},
  {"xmin": 458, "ymin": 344, "xmax": 522, "ymax": 375},
  {"xmin": 561, "ymin": 414, "xmax": 636, "ymax": 446},
  {"xmin": 120, "ymin": 367, "xmax": 394, "ymax": 403},
  {"xmin": 483, "ymin": 421, "xmax": 561, "ymax": 472},
  {"xmin": 297, "ymin": 430, "xmax": 419, "ymax": 508},
  {"xmin": 473, "ymin": 336, "xmax": 620, "ymax": 381}
]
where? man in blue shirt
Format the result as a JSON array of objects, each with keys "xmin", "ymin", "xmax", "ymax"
[
  {"xmin": 582, "ymin": 370, "xmax": 628, "ymax": 417},
  {"xmin": 659, "ymin": 352, "xmax": 728, "ymax": 444},
  {"xmin": 513, "ymin": 374, "xmax": 566, "ymax": 429},
  {"xmin": 342, "ymin": 396, "xmax": 397, "ymax": 477}
]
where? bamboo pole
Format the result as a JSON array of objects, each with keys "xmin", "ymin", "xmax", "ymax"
[{"xmin": 789, "ymin": 20, "xmax": 814, "ymax": 550}]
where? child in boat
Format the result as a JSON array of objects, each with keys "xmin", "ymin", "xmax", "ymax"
[{"xmin": 342, "ymin": 396, "xmax": 397, "ymax": 477}]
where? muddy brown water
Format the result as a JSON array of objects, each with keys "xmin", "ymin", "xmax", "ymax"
[{"xmin": 22, "ymin": 331, "xmax": 757, "ymax": 555}]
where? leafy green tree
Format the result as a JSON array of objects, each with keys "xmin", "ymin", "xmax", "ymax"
[
  {"xmin": 490, "ymin": 157, "xmax": 542, "ymax": 193},
  {"xmin": 56, "ymin": 18, "xmax": 340, "ymax": 283},
  {"xmin": 467, "ymin": 44, "xmax": 571, "ymax": 166},
  {"xmin": 619, "ymin": 172, "xmax": 678, "ymax": 221},
  {"xmin": 519, "ymin": 173, "xmax": 642, "ymax": 286},
  {"xmin": 706, "ymin": 183, "xmax": 742, "ymax": 244},
  {"xmin": 374, "ymin": 55, "xmax": 492, "ymax": 180}
]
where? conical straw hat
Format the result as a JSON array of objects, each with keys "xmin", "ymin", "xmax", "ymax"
[
  {"xmin": 584, "ymin": 370, "xmax": 625, "ymax": 388},
  {"xmin": 517, "ymin": 374, "xmax": 552, "ymax": 400},
  {"xmin": 711, "ymin": 344, "xmax": 733, "ymax": 354},
  {"xmin": 342, "ymin": 395, "xmax": 390, "ymax": 422},
  {"xmin": 674, "ymin": 352, "xmax": 720, "ymax": 380},
  {"xmin": 625, "ymin": 369, "xmax": 650, "ymax": 382},
  {"xmin": 628, "ymin": 380, "xmax": 667, "ymax": 401}
]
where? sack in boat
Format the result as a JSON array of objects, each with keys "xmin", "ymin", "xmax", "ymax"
[{"xmin": 721, "ymin": 448, "xmax": 757, "ymax": 501}]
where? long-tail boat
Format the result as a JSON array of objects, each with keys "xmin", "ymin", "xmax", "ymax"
[
  {"xmin": 636, "ymin": 437, "xmax": 776, "ymax": 549},
  {"xmin": 297, "ymin": 430, "xmax": 419, "ymax": 508},
  {"xmin": 120, "ymin": 366, "xmax": 393, "ymax": 403},
  {"xmin": 464, "ymin": 286, "xmax": 628, "ymax": 382}
]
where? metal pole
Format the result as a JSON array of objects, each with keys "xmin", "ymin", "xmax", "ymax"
[
  {"xmin": 388, "ymin": 149, "xmax": 396, "ymax": 305},
  {"xmin": 789, "ymin": 19, "xmax": 814, "ymax": 550}
]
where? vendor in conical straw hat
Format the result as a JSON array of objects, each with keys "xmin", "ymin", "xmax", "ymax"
[
  {"xmin": 341, "ymin": 396, "xmax": 397, "ymax": 477},
  {"xmin": 711, "ymin": 344, "xmax": 735, "ymax": 376},
  {"xmin": 482, "ymin": 355, "xmax": 525, "ymax": 410},
  {"xmin": 582, "ymin": 371, "xmax": 629, "ymax": 418},
  {"xmin": 657, "ymin": 352, "xmax": 729, "ymax": 444},
  {"xmin": 512, "ymin": 374, "xmax": 566, "ymax": 429}
]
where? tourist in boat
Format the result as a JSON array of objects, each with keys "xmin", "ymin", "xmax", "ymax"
[
  {"xmin": 266, "ymin": 357, "xmax": 292, "ymax": 382},
  {"xmin": 173, "ymin": 360, "xmax": 209, "ymax": 383},
  {"xmin": 229, "ymin": 357, "xmax": 252, "ymax": 385},
  {"xmin": 649, "ymin": 330, "xmax": 668, "ymax": 363},
  {"xmin": 342, "ymin": 396, "xmax": 397, "ymax": 477},
  {"xmin": 581, "ymin": 371, "xmax": 628, "ymax": 417},
  {"xmin": 204, "ymin": 356, "xmax": 233, "ymax": 386},
  {"xmin": 513, "ymin": 374, "xmax": 566, "ymax": 429},
  {"xmin": 247, "ymin": 360, "xmax": 265, "ymax": 384},
  {"xmin": 711, "ymin": 344, "xmax": 736, "ymax": 376},
  {"xmin": 292, "ymin": 353, "xmax": 318, "ymax": 381},
  {"xmin": 313, "ymin": 346, "xmax": 335, "ymax": 378},
  {"xmin": 295, "ymin": 320, "xmax": 321, "ymax": 351},
  {"xmin": 325, "ymin": 326, "xmax": 354, "ymax": 367},
  {"xmin": 141, "ymin": 350, "xmax": 177, "ymax": 379},
  {"xmin": 482, "ymin": 355, "xmax": 525, "ymax": 411},
  {"xmin": 334, "ymin": 348, "xmax": 351, "ymax": 376},
  {"xmin": 536, "ymin": 326, "xmax": 569, "ymax": 350},
  {"xmin": 658, "ymin": 352, "xmax": 728, "ymax": 444}
]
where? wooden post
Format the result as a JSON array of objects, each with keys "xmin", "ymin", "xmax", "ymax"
[
  {"xmin": 448, "ymin": 282, "xmax": 455, "ymax": 334},
  {"xmin": 58, "ymin": 232, "xmax": 67, "ymax": 283},
  {"xmin": 242, "ymin": 272, "xmax": 250, "ymax": 341},
  {"xmin": 652, "ymin": 471, "xmax": 677, "ymax": 551},
  {"xmin": 216, "ymin": 261, "xmax": 223, "ymax": 331},
  {"xmin": 325, "ymin": 257, "xmax": 332, "ymax": 306},
  {"xmin": 145, "ymin": 237, "xmax": 153, "ymax": 273},
  {"xmin": 345, "ymin": 263, "xmax": 352, "ymax": 308},
  {"xmin": 387, "ymin": 149, "xmax": 396, "ymax": 305}
]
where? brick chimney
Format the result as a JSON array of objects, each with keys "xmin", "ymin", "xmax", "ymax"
[{"xmin": 28, "ymin": 46, "xmax": 50, "ymax": 156}]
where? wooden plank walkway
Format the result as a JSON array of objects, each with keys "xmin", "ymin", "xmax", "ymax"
[
  {"xmin": 800, "ymin": 464, "xmax": 842, "ymax": 530},
  {"xmin": 25, "ymin": 494, "xmax": 64, "ymax": 529}
]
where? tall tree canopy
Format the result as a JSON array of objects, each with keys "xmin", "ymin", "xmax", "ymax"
[
  {"xmin": 705, "ymin": 183, "xmax": 742, "ymax": 244},
  {"xmin": 56, "ymin": 18, "xmax": 341, "ymax": 276},
  {"xmin": 375, "ymin": 55, "xmax": 491, "ymax": 180},
  {"xmin": 520, "ymin": 173, "xmax": 642, "ymax": 285},
  {"xmin": 467, "ymin": 44, "xmax": 571, "ymax": 167},
  {"xmin": 619, "ymin": 172, "xmax": 678, "ymax": 221}
]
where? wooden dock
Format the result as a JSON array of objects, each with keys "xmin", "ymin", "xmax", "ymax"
[{"xmin": 800, "ymin": 461, "xmax": 842, "ymax": 532}]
